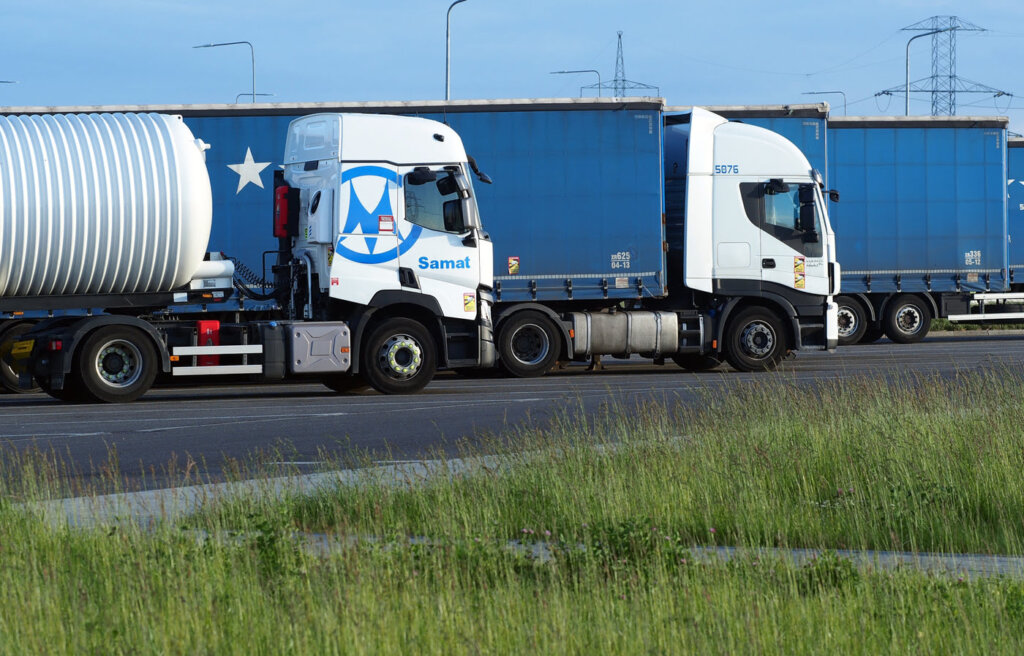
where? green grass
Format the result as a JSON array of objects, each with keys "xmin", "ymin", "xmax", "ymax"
[
  {"xmin": 236, "ymin": 367, "xmax": 1024, "ymax": 556},
  {"xmin": 3, "ymin": 367, "xmax": 1024, "ymax": 653}
]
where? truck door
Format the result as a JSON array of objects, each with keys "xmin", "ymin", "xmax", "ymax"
[
  {"xmin": 757, "ymin": 180, "xmax": 830, "ymax": 298},
  {"xmin": 398, "ymin": 166, "xmax": 484, "ymax": 320},
  {"xmin": 330, "ymin": 164, "xmax": 405, "ymax": 306}
]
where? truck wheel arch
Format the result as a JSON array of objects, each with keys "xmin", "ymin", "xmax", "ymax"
[
  {"xmin": 493, "ymin": 303, "xmax": 573, "ymax": 361},
  {"xmin": 716, "ymin": 295, "xmax": 800, "ymax": 353},
  {"xmin": 351, "ymin": 291, "xmax": 447, "ymax": 374}
]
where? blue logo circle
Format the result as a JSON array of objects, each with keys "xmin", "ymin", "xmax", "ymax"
[{"xmin": 335, "ymin": 166, "xmax": 422, "ymax": 264}]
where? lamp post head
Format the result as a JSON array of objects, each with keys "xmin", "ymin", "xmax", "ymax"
[
  {"xmin": 445, "ymin": 0, "xmax": 472, "ymax": 101},
  {"xmin": 194, "ymin": 41, "xmax": 256, "ymax": 103}
]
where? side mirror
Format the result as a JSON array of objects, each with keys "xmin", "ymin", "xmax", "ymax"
[
  {"xmin": 828, "ymin": 189, "xmax": 840, "ymax": 203},
  {"xmin": 799, "ymin": 203, "xmax": 817, "ymax": 234},
  {"xmin": 443, "ymin": 199, "xmax": 464, "ymax": 232},
  {"xmin": 436, "ymin": 173, "xmax": 458, "ymax": 196},
  {"xmin": 407, "ymin": 167, "xmax": 437, "ymax": 186},
  {"xmin": 798, "ymin": 185, "xmax": 815, "ymax": 204}
]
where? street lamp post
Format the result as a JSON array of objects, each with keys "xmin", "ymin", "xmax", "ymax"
[
  {"xmin": 802, "ymin": 90, "xmax": 847, "ymax": 115},
  {"xmin": 550, "ymin": 70, "xmax": 602, "ymax": 98},
  {"xmin": 194, "ymin": 41, "xmax": 255, "ymax": 104},
  {"xmin": 905, "ymin": 28, "xmax": 953, "ymax": 116},
  {"xmin": 445, "ymin": 0, "xmax": 469, "ymax": 101}
]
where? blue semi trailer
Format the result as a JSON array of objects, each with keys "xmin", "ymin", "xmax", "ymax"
[
  {"xmin": 1009, "ymin": 138, "xmax": 1024, "ymax": 281},
  {"xmin": 0, "ymin": 98, "xmax": 840, "ymax": 389},
  {"xmin": 675, "ymin": 105, "xmax": 1018, "ymax": 345},
  {"xmin": 827, "ymin": 115, "xmax": 1015, "ymax": 344}
]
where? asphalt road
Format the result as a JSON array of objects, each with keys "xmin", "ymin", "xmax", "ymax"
[{"xmin": 2, "ymin": 331, "xmax": 1022, "ymax": 492}]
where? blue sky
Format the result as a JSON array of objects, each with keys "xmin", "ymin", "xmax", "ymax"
[{"xmin": 2, "ymin": 1, "xmax": 1023, "ymax": 129}]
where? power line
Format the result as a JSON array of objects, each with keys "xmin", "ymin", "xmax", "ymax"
[
  {"xmin": 875, "ymin": 16, "xmax": 1010, "ymax": 116},
  {"xmin": 805, "ymin": 31, "xmax": 903, "ymax": 76}
]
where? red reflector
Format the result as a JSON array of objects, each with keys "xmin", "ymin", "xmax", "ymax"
[
  {"xmin": 48, "ymin": 340, "xmax": 63, "ymax": 351},
  {"xmin": 274, "ymin": 185, "xmax": 290, "ymax": 238}
]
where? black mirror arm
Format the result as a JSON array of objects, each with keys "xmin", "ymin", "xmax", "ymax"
[{"xmin": 467, "ymin": 154, "xmax": 493, "ymax": 184}]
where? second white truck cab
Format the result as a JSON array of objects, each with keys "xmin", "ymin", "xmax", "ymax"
[{"xmin": 663, "ymin": 107, "xmax": 839, "ymax": 369}]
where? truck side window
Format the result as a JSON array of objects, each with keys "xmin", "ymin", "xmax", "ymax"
[
  {"xmin": 739, "ymin": 182, "xmax": 823, "ymax": 258},
  {"xmin": 765, "ymin": 188, "xmax": 800, "ymax": 231},
  {"xmin": 404, "ymin": 172, "xmax": 464, "ymax": 233}
]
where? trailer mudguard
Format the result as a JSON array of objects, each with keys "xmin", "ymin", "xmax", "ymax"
[
  {"xmin": 848, "ymin": 292, "xmax": 877, "ymax": 322},
  {"xmin": 37, "ymin": 315, "xmax": 172, "ymax": 376}
]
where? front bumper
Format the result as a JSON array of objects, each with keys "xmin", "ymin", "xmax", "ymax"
[{"xmin": 478, "ymin": 291, "xmax": 496, "ymax": 368}]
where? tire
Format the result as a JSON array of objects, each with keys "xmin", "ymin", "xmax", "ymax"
[
  {"xmin": 671, "ymin": 353, "xmax": 722, "ymax": 372},
  {"xmin": 497, "ymin": 311, "xmax": 561, "ymax": 378},
  {"xmin": 76, "ymin": 326, "xmax": 159, "ymax": 403},
  {"xmin": 723, "ymin": 307, "xmax": 788, "ymax": 372},
  {"xmin": 883, "ymin": 295, "xmax": 932, "ymax": 344},
  {"xmin": 0, "ymin": 322, "xmax": 41, "ymax": 393},
  {"xmin": 835, "ymin": 296, "xmax": 869, "ymax": 346},
  {"xmin": 321, "ymin": 374, "xmax": 369, "ymax": 394},
  {"xmin": 360, "ymin": 318, "xmax": 437, "ymax": 395}
]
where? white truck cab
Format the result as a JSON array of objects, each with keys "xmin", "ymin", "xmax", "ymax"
[
  {"xmin": 666, "ymin": 108, "xmax": 839, "ymax": 366},
  {"xmin": 282, "ymin": 114, "xmax": 492, "ymax": 319},
  {"xmin": 274, "ymin": 113, "xmax": 495, "ymax": 392}
]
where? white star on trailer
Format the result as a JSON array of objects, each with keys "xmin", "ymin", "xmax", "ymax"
[{"xmin": 227, "ymin": 147, "xmax": 271, "ymax": 194}]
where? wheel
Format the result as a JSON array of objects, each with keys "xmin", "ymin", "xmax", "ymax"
[
  {"xmin": 360, "ymin": 318, "xmax": 436, "ymax": 395},
  {"xmin": 859, "ymin": 324, "xmax": 885, "ymax": 344},
  {"xmin": 883, "ymin": 295, "xmax": 932, "ymax": 344},
  {"xmin": 76, "ymin": 326, "xmax": 158, "ymax": 403},
  {"xmin": 497, "ymin": 311, "xmax": 561, "ymax": 378},
  {"xmin": 321, "ymin": 374, "xmax": 369, "ymax": 394},
  {"xmin": 0, "ymin": 322, "xmax": 41, "ymax": 393},
  {"xmin": 723, "ymin": 307, "xmax": 788, "ymax": 372},
  {"xmin": 671, "ymin": 353, "xmax": 721, "ymax": 372},
  {"xmin": 835, "ymin": 296, "xmax": 868, "ymax": 346}
]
